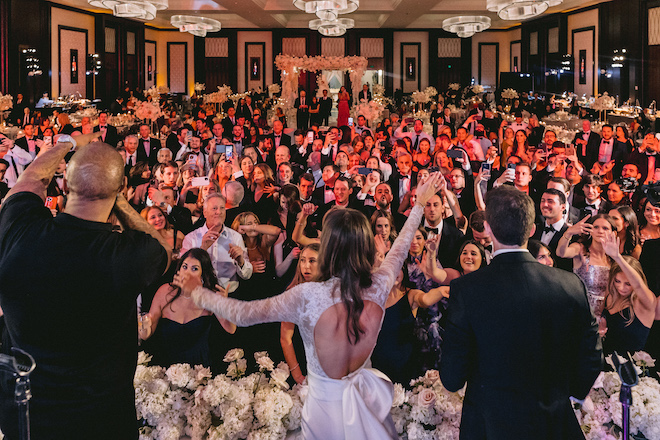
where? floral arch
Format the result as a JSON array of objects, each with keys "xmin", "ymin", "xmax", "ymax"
[{"xmin": 274, "ymin": 55, "xmax": 368, "ymax": 110}]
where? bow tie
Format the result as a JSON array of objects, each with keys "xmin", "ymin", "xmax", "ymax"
[
  {"xmin": 400, "ymin": 175, "xmax": 411, "ymax": 180},
  {"xmin": 585, "ymin": 204, "xmax": 598, "ymax": 211},
  {"xmin": 543, "ymin": 225, "xmax": 556, "ymax": 234},
  {"xmin": 325, "ymin": 186, "xmax": 334, "ymax": 191},
  {"xmin": 100, "ymin": 126, "xmax": 106, "ymax": 129},
  {"xmin": 275, "ymin": 135, "xmax": 281, "ymax": 138},
  {"xmin": 425, "ymin": 226, "xmax": 439, "ymax": 234},
  {"xmin": 484, "ymin": 244, "xmax": 493, "ymax": 253}
]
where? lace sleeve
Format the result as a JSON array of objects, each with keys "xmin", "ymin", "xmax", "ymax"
[
  {"xmin": 373, "ymin": 204, "xmax": 424, "ymax": 299},
  {"xmin": 192, "ymin": 283, "xmax": 305, "ymax": 327}
]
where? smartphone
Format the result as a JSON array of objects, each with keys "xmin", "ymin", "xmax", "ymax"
[
  {"xmin": 357, "ymin": 167, "xmax": 372, "ymax": 176},
  {"xmin": 474, "ymin": 114, "xmax": 482, "ymax": 120},
  {"xmin": 507, "ymin": 162, "xmax": 517, "ymax": 170},
  {"xmin": 45, "ymin": 196, "xmax": 57, "ymax": 210},
  {"xmin": 481, "ymin": 162, "xmax": 491, "ymax": 172},
  {"xmin": 225, "ymin": 145, "xmax": 233, "ymax": 160},
  {"xmin": 427, "ymin": 166, "xmax": 440, "ymax": 173},
  {"xmin": 216, "ymin": 144, "xmax": 225, "ymax": 154},
  {"xmin": 447, "ymin": 149, "xmax": 463, "ymax": 159},
  {"xmin": 405, "ymin": 117, "xmax": 414, "ymax": 124},
  {"xmin": 187, "ymin": 154, "xmax": 197, "ymax": 164},
  {"xmin": 566, "ymin": 145, "xmax": 576, "ymax": 156},
  {"xmin": 191, "ymin": 176, "xmax": 210, "ymax": 187},
  {"xmin": 186, "ymin": 131, "xmax": 192, "ymax": 144},
  {"xmin": 44, "ymin": 136, "xmax": 52, "ymax": 146},
  {"xmin": 348, "ymin": 117, "xmax": 354, "ymax": 127},
  {"xmin": 306, "ymin": 131, "xmax": 314, "ymax": 143}
]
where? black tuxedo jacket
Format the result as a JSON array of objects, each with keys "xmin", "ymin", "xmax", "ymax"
[
  {"xmin": 441, "ymin": 251, "xmax": 601, "ymax": 440},
  {"xmin": 93, "ymin": 124, "xmax": 119, "ymax": 147},
  {"xmin": 136, "ymin": 137, "xmax": 161, "ymax": 167},
  {"xmin": 387, "ymin": 165, "xmax": 417, "ymax": 213},
  {"xmin": 531, "ymin": 221, "xmax": 573, "ymax": 271},
  {"xmin": 268, "ymin": 133, "xmax": 292, "ymax": 149},
  {"xmin": 358, "ymin": 90, "xmax": 372, "ymax": 101},
  {"xmin": 573, "ymin": 131, "xmax": 601, "ymax": 169},
  {"xmin": 574, "ymin": 197, "xmax": 612, "ymax": 220},
  {"xmin": 586, "ymin": 138, "xmax": 628, "ymax": 175},
  {"xmin": 319, "ymin": 97, "xmax": 333, "ymax": 116},
  {"xmin": 221, "ymin": 117, "xmax": 237, "ymax": 135}
]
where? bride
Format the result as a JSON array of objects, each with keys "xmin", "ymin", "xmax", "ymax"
[{"xmin": 175, "ymin": 173, "xmax": 443, "ymax": 439}]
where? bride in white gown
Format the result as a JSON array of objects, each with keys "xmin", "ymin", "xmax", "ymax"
[{"xmin": 175, "ymin": 173, "xmax": 444, "ymax": 440}]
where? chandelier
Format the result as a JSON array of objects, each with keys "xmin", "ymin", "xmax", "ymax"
[
  {"xmin": 442, "ymin": 16, "xmax": 491, "ymax": 38},
  {"xmin": 171, "ymin": 15, "xmax": 221, "ymax": 37},
  {"xmin": 309, "ymin": 18, "xmax": 354, "ymax": 36},
  {"xmin": 486, "ymin": 0, "xmax": 562, "ymax": 20},
  {"xmin": 294, "ymin": 0, "xmax": 358, "ymax": 36},
  {"xmin": 88, "ymin": 0, "xmax": 168, "ymax": 21}
]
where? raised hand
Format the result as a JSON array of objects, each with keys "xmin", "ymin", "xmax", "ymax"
[
  {"xmin": 425, "ymin": 235, "xmax": 439, "ymax": 254},
  {"xmin": 173, "ymin": 271, "xmax": 203, "ymax": 296},
  {"xmin": 601, "ymin": 231, "xmax": 620, "ymax": 259},
  {"xmin": 566, "ymin": 215, "xmax": 592, "ymax": 237},
  {"xmin": 201, "ymin": 228, "xmax": 220, "ymax": 250},
  {"xmin": 302, "ymin": 203, "xmax": 317, "ymax": 217},
  {"xmin": 416, "ymin": 172, "xmax": 444, "ymax": 207}
]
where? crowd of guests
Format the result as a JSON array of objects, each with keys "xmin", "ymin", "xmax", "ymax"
[{"xmin": 1, "ymin": 86, "xmax": 660, "ymax": 385}]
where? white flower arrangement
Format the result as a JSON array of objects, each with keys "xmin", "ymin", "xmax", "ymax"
[
  {"xmin": 471, "ymin": 84, "xmax": 484, "ymax": 95},
  {"xmin": 373, "ymin": 84, "xmax": 386, "ymax": 96},
  {"xmin": 574, "ymin": 351, "xmax": 660, "ymax": 440},
  {"xmin": 352, "ymin": 99, "xmax": 385, "ymax": 124},
  {"xmin": 134, "ymin": 100, "xmax": 164, "ymax": 122},
  {"xmin": 144, "ymin": 86, "xmax": 161, "ymax": 102},
  {"xmin": 448, "ymin": 83, "xmax": 461, "ymax": 91},
  {"xmin": 157, "ymin": 86, "xmax": 170, "ymax": 94},
  {"xmin": 135, "ymin": 350, "xmax": 306, "ymax": 440},
  {"xmin": 591, "ymin": 92, "xmax": 616, "ymax": 112},
  {"xmin": 204, "ymin": 85, "xmax": 233, "ymax": 104},
  {"xmin": 195, "ymin": 83, "xmax": 206, "ymax": 93},
  {"xmin": 0, "ymin": 93, "xmax": 13, "ymax": 112},
  {"xmin": 412, "ymin": 91, "xmax": 430, "ymax": 104},
  {"xmin": 267, "ymin": 84, "xmax": 281, "ymax": 95},
  {"xmin": 501, "ymin": 88, "xmax": 519, "ymax": 100},
  {"xmin": 424, "ymin": 86, "xmax": 438, "ymax": 99}
]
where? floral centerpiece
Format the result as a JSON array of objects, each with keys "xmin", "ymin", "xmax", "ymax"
[
  {"xmin": 204, "ymin": 85, "xmax": 233, "ymax": 105},
  {"xmin": 135, "ymin": 350, "xmax": 305, "ymax": 440},
  {"xmin": 471, "ymin": 84, "xmax": 484, "ymax": 95},
  {"xmin": 352, "ymin": 99, "xmax": 384, "ymax": 125},
  {"xmin": 134, "ymin": 100, "xmax": 164, "ymax": 122},
  {"xmin": 501, "ymin": 88, "xmax": 519, "ymax": 100},
  {"xmin": 195, "ymin": 83, "xmax": 206, "ymax": 93},
  {"xmin": 412, "ymin": 91, "xmax": 430, "ymax": 104},
  {"xmin": 0, "ymin": 93, "xmax": 13, "ymax": 112},
  {"xmin": 144, "ymin": 86, "xmax": 161, "ymax": 103},
  {"xmin": 574, "ymin": 352, "xmax": 660, "ymax": 440},
  {"xmin": 267, "ymin": 83, "xmax": 281, "ymax": 98},
  {"xmin": 591, "ymin": 92, "xmax": 616, "ymax": 112},
  {"xmin": 157, "ymin": 86, "xmax": 170, "ymax": 94},
  {"xmin": 448, "ymin": 83, "xmax": 460, "ymax": 91}
]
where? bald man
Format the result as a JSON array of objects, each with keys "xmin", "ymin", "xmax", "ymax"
[{"xmin": 0, "ymin": 134, "xmax": 170, "ymax": 439}]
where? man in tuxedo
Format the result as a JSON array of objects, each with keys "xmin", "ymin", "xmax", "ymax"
[
  {"xmin": 221, "ymin": 107, "xmax": 238, "ymax": 135},
  {"xmin": 448, "ymin": 166, "xmax": 477, "ymax": 218},
  {"xmin": 387, "ymin": 152, "xmax": 416, "ymax": 213},
  {"xmin": 13, "ymin": 124, "xmax": 41, "ymax": 159},
  {"xmin": 294, "ymin": 90, "xmax": 310, "ymax": 130},
  {"xmin": 573, "ymin": 119, "xmax": 601, "ymax": 170},
  {"xmin": 110, "ymin": 96, "xmax": 125, "ymax": 115},
  {"xmin": 93, "ymin": 112, "xmax": 119, "ymax": 147},
  {"xmin": 358, "ymin": 84, "xmax": 372, "ymax": 102},
  {"xmin": 137, "ymin": 124, "xmax": 161, "ymax": 167},
  {"xmin": 588, "ymin": 124, "xmax": 627, "ymax": 176},
  {"xmin": 532, "ymin": 188, "xmax": 573, "ymax": 271},
  {"xmin": 320, "ymin": 126, "xmax": 341, "ymax": 166},
  {"xmin": 421, "ymin": 191, "xmax": 464, "ymax": 268},
  {"xmin": 628, "ymin": 132, "xmax": 659, "ymax": 184},
  {"xmin": 318, "ymin": 89, "xmax": 333, "ymax": 126},
  {"xmin": 440, "ymin": 185, "xmax": 601, "ymax": 440},
  {"xmin": 394, "ymin": 118, "xmax": 435, "ymax": 152},
  {"xmin": 9, "ymin": 93, "xmax": 26, "ymax": 125},
  {"xmin": 311, "ymin": 176, "xmax": 361, "ymax": 229},
  {"xmin": 269, "ymin": 120, "xmax": 292, "ymax": 149},
  {"xmin": 575, "ymin": 174, "xmax": 612, "ymax": 218}
]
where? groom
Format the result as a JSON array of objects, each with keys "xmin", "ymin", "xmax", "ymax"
[{"xmin": 440, "ymin": 186, "xmax": 602, "ymax": 439}]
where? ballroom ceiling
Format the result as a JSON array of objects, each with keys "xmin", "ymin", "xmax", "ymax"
[{"xmin": 50, "ymin": 0, "xmax": 608, "ymax": 30}]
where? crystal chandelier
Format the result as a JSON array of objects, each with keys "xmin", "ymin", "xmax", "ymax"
[
  {"xmin": 487, "ymin": 0, "xmax": 562, "ymax": 20},
  {"xmin": 294, "ymin": 0, "xmax": 358, "ymax": 36},
  {"xmin": 171, "ymin": 15, "xmax": 221, "ymax": 37},
  {"xmin": 442, "ymin": 16, "xmax": 491, "ymax": 38},
  {"xmin": 88, "ymin": 0, "xmax": 168, "ymax": 21}
]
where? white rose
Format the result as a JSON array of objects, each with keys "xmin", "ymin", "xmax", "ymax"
[
  {"xmin": 392, "ymin": 383, "xmax": 406, "ymax": 407},
  {"xmin": 257, "ymin": 356, "xmax": 274, "ymax": 372},
  {"xmin": 270, "ymin": 368, "xmax": 290, "ymax": 390},
  {"xmin": 418, "ymin": 388, "xmax": 436, "ymax": 408},
  {"xmin": 223, "ymin": 348, "xmax": 244, "ymax": 363}
]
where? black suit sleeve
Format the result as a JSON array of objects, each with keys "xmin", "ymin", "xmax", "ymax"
[
  {"xmin": 570, "ymin": 280, "xmax": 602, "ymax": 399},
  {"xmin": 440, "ymin": 278, "xmax": 476, "ymax": 392}
]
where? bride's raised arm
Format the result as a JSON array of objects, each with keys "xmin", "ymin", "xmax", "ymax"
[{"xmin": 175, "ymin": 275, "xmax": 307, "ymax": 328}]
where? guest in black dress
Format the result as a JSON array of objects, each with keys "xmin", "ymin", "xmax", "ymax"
[
  {"xmin": 601, "ymin": 233, "xmax": 656, "ymax": 355},
  {"xmin": 139, "ymin": 248, "xmax": 236, "ymax": 370}
]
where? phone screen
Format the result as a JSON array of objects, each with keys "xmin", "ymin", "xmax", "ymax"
[
  {"xmin": 225, "ymin": 145, "xmax": 233, "ymax": 160},
  {"xmin": 191, "ymin": 176, "xmax": 210, "ymax": 187},
  {"xmin": 481, "ymin": 162, "xmax": 491, "ymax": 172},
  {"xmin": 186, "ymin": 132, "xmax": 192, "ymax": 143},
  {"xmin": 348, "ymin": 117, "xmax": 353, "ymax": 127},
  {"xmin": 306, "ymin": 132, "xmax": 314, "ymax": 143}
]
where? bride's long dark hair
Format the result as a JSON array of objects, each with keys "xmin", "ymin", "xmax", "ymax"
[{"xmin": 318, "ymin": 208, "xmax": 376, "ymax": 344}]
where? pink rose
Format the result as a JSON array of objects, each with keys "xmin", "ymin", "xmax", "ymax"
[
  {"xmin": 424, "ymin": 370, "xmax": 440, "ymax": 384},
  {"xmin": 418, "ymin": 388, "xmax": 436, "ymax": 408}
]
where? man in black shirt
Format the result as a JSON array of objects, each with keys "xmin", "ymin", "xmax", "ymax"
[{"xmin": 0, "ymin": 133, "xmax": 170, "ymax": 439}]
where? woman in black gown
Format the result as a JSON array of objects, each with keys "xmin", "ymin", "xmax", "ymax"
[{"xmin": 139, "ymin": 248, "xmax": 236, "ymax": 370}]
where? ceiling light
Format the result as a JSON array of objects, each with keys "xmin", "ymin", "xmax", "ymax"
[
  {"xmin": 486, "ymin": 0, "xmax": 562, "ymax": 20},
  {"xmin": 171, "ymin": 15, "xmax": 221, "ymax": 37},
  {"xmin": 442, "ymin": 16, "xmax": 491, "ymax": 38},
  {"xmin": 295, "ymin": 0, "xmax": 358, "ymax": 30},
  {"xmin": 309, "ymin": 18, "xmax": 354, "ymax": 36},
  {"xmin": 88, "ymin": 0, "xmax": 168, "ymax": 21}
]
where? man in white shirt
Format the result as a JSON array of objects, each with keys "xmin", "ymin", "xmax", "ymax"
[
  {"xmin": 0, "ymin": 134, "xmax": 33, "ymax": 188},
  {"xmin": 180, "ymin": 193, "xmax": 252, "ymax": 287},
  {"xmin": 354, "ymin": 115, "xmax": 372, "ymax": 137},
  {"xmin": 508, "ymin": 111, "xmax": 529, "ymax": 133},
  {"xmin": 394, "ymin": 119, "xmax": 435, "ymax": 152},
  {"xmin": 321, "ymin": 127, "xmax": 341, "ymax": 166}
]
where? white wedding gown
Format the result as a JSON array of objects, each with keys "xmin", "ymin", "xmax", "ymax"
[{"xmin": 193, "ymin": 205, "xmax": 425, "ymax": 440}]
